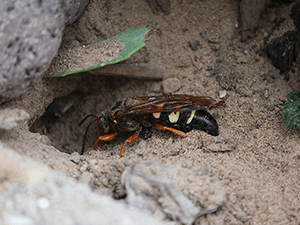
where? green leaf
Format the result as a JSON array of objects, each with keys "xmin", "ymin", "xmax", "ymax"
[
  {"xmin": 45, "ymin": 26, "xmax": 149, "ymax": 77},
  {"xmin": 280, "ymin": 90, "xmax": 300, "ymax": 130}
]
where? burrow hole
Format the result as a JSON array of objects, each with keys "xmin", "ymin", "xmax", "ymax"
[{"xmin": 30, "ymin": 75, "xmax": 161, "ymax": 154}]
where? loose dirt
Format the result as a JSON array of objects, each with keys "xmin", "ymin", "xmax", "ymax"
[{"xmin": 3, "ymin": 0, "xmax": 300, "ymax": 224}]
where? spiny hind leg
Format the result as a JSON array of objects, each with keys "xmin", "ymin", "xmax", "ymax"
[{"xmin": 154, "ymin": 124, "xmax": 186, "ymax": 138}]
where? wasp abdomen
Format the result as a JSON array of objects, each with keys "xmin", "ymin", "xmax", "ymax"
[
  {"xmin": 189, "ymin": 110, "xmax": 219, "ymax": 136},
  {"xmin": 155, "ymin": 110, "xmax": 219, "ymax": 136}
]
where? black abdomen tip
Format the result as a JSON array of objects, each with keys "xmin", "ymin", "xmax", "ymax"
[{"xmin": 191, "ymin": 110, "xmax": 219, "ymax": 136}]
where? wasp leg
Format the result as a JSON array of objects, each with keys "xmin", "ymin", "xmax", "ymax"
[
  {"xmin": 154, "ymin": 124, "xmax": 186, "ymax": 138},
  {"xmin": 119, "ymin": 126, "xmax": 143, "ymax": 157},
  {"xmin": 120, "ymin": 134, "xmax": 139, "ymax": 157},
  {"xmin": 94, "ymin": 133, "xmax": 117, "ymax": 150}
]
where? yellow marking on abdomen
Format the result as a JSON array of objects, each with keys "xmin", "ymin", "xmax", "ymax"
[
  {"xmin": 186, "ymin": 110, "xmax": 196, "ymax": 124},
  {"xmin": 168, "ymin": 112, "xmax": 180, "ymax": 123},
  {"xmin": 152, "ymin": 112, "xmax": 161, "ymax": 119}
]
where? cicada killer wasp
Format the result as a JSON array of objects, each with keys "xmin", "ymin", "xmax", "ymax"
[{"xmin": 79, "ymin": 94, "xmax": 223, "ymax": 157}]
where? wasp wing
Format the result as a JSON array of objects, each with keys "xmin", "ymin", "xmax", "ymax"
[{"xmin": 113, "ymin": 95, "xmax": 222, "ymax": 118}]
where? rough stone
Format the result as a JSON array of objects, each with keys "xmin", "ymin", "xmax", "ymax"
[
  {"xmin": 0, "ymin": 145, "xmax": 167, "ymax": 225},
  {"xmin": 0, "ymin": 0, "xmax": 90, "ymax": 103},
  {"xmin": 0, "ymin": 108, "xmax": 29, "ymax": 130},
  {"xmin": 69, "ymin": 152, "xmax": 81, "ymax": 164},
  {"xmin": 65, "ymin": 0, "xmax": 90, "ymax": 25},
  {"xmin": 122, "ymin": 161, "xmax": 226, "ymax": 225},
  {"xmin": 162, "ymin": 77, "xmax": 181, "ymax": 94}
]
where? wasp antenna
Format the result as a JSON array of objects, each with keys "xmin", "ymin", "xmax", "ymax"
[
  {"xmin": 79, "ymin": 114, "xmax": 98, "ymax": 155},
  {"xmin": 81, "ymin": 120, "xmax": 97, "ymax": 155},
  {"xmin": 78, "ymin": 114, "xmax": 97, "ymax": 126}
]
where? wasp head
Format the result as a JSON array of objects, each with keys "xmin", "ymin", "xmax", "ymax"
[{"xmin": 96, "ymin": 110, "xmax": 111, "ymax": 134}]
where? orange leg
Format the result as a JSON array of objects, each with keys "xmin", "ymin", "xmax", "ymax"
[
  {"xmin": 120, "ymin": 134, "xmax": 139, "ymax": 157},
  {"xmin": 154, "ymin": 124, "xmax": 186, "ymax": 138},
  {"xmin": 94, "ymin": 133, "xmax": 117, "ymax": 150}
]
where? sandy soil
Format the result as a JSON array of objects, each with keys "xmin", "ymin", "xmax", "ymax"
[{"xmin": 3, "ymin": 0, "xmax": 300, "ymax": 224}]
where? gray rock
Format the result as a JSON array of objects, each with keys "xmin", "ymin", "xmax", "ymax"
[
  {"xmin": 0, "ymin": 144, "xmax": 167, "ymax": 225},
  {"xmin": 69, "ymin": 152, "xmax": 81, "ymax": 164},
  {"xmin": 0, "ymin": 108, "xmax": 29, "ymax": 130},
  {"xmin": 215, "ymin": 65, "xmax": 236, "ymax": 91},
  {"xmin": 162, "ymin": 77, "xmax": 181, "ymax": 94},
  {"xmin": 0, "ymin": 0, "xmax": 89, "ymax": 103},
  {"xmin": 65, "ymin": 0, "xmax": 91, "ymax": 25},
  {"xmin": 122, "ymin": 161, "xmax": 227, "ymax": 225}
]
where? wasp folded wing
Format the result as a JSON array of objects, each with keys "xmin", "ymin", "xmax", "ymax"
[{"xmin": 112, "ymin": 95, "xmax": 222, "ymax": 118}]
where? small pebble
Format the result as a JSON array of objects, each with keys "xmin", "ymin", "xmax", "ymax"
[
  {"xmin": 151, "ymin": 82, "xmax": 162, "ymax": 93},
  {"xmin": 182, "ymin": 27, "xmax": 188, "ymax": 32},
  {"xmin": 274, "ymin": 106, "xmax": 281, "ymax": 113},
  {"xmin": 206, "ymin": 143, "xmax": 230, "ymax": 152},
  {"xmin": 38, "ymin": 135, "xmax": 51, "ymax": 145},
  {"xmin": 259, "ymin": 57, "xmax": 265, "ymax": 64},
  {"xmin": 188, "ymin": 40, "xmax": 200, "ymax": 51},
  {"xmin": 279, "ymin": 97, "xmax": 287, "ymax": 103},
  {"xmin": 163, "ymin": 78, "xmax": 181, "ymax": 94},
  {"xmin": 69, "ymin": 152, "xmax": 81, "ymax": 164},
  {"xmin": 264, "ymin": 89, "xmax": 269, "ymax": 99},
  {"xmin": 244, "ymin": 90, "xmax": 252, "ymax": 97},
  {"xmin": 210, "ymin": 43, "xmax": 220, "ymax": 51},
  {"xmin": 0, "ymin": 108, "xmax": 29, "ymax": 130},
  {"xmin": 219, "ymin": 90, "xmax": 227, "ymax": 99},
  {"xmin": 206, "ymin": 65, "xmax": 213, "ymax": 71},
  {"xmin": 79, "ymin": 161, "xmax": 88, "ymax": 172},
  {"xmin": 215, "ymin": 58, "xmax": 223, "ymax": 63}
]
